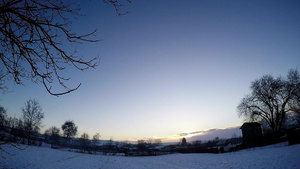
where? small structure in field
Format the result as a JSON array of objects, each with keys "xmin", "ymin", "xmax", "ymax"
[
  {"xmin": 287, "ymin": 127, "xmax": 300, "ymax": 145},
  {"xmin": 240, "ymin": 122, "xmax": 262, "ymax": 147}
]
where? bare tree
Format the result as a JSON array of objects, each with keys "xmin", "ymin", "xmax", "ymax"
[
  {"xmin": 44, "ymin": 126, "xmax": 60, "ymax": 146},
  {"xmin": 61, "ymin": 120, "xmax": 77, "ymax": 138},
  {"xmin": 291, "ymin": 95, "xmax": 300, "ymax": 125},
  {"xmin": 137, "ymin": 139, "xmax": 146, "ymax": 151},
  {"xmin": 153, "ymin": 139, "xmax": 162, "ymax": 147},
  {"xmin": 0, "ymin": 105, "xmax": 6, "ymax": 127},
  {"xmin": 238, "ymin": 69, "xmax": 300, "ymax": 136},
  {"xmin": 0, "ymin": 0, "xmax": 131, "ymax": 96},
  {"xmin": 92, "ymin": 132, "xmax": 100, "ymax": 146},
  {"xmin": 5, "ymin": 117, "xmax": 17, "ymax": 129},
  {"xmin": 146, "ymin": 138, "xmax": 153, "ymax": 145},
  {"xmin": 289, "ymin": 69, "xmax": 300, "ymax": 125},
  {"xmin": 81, "ymin": 132, "xmax": 89, "ymax": 140},
  {"xmin": 80, "ymin": 132, "xmax": 90, "ymax": 152},
  {"xmin": 45, "ymin": 126, "xmax": 60, "ymax": 136},
  {"xmin": 146, "ymin": 138, "xmax": 162, "ymax": 149},
  {"xmin": 16, "ymin": 119, "xmax": 23, "ymax": 129},
  {"xmin": 22, "ymin": 99, "xmax": 44, "ymax": 145}
]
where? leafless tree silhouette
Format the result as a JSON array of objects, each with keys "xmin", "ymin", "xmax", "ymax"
[
  {"xmin": 92, "ymin": 132, "xmax": 100, "ymax": 145},
  {"xmin": 0, "ymin": 105, "xmax": 6, "ymax": 127},
  {"xmin": 238, "ymin": 69, "xmax": 300, "ymax": 135},
  {"xmin": 44, "ymin": 126, "xmax": 60, "ymax": 146},
  {"xmin": 22, "ymin": 99, "xmax": 44, "ymax": 145},
  {"xmin": 0, "ymin": 0, "xmax": 131, "ymax": 96},
  {"xmin": 104, "ymin": 0, "xmax": 132, "ymax": 16},
  {"xmin": 80, "ymin": 132, "xmax": 90, "ymax": 152}
]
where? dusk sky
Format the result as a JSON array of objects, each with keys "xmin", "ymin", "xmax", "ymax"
[{"xmin": 1, "ymin": 0, "xmax": 300, "ymax": 142}]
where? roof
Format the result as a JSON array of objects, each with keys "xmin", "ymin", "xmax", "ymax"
[{"xmin": 240, "ymin": 122, "xmax": 261, "ymax": 129}]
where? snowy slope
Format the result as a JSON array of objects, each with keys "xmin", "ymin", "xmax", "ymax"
[{"xmin": 1, "ymin": 143, "xmax": 300, "ymax": 169}]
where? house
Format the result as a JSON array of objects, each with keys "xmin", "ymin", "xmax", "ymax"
[{"xmin": 240, "ymin": 122, "xmax": 262, "ymax": 147}]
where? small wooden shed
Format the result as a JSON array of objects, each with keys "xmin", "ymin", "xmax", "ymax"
[{"xmin": 240, "ymin": 122, "xmax": 262, "ymax": 147}]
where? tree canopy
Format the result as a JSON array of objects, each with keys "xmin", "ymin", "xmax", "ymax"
[
  {"xmin": 62, "ymin": 120, "xmax": 78, "ymax": 138},
  {"xmin": 237, "ymin": 69, "xmax": 300, "ymax": 135}
]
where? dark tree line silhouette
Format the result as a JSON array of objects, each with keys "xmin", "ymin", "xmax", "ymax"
[{"xmin": 0, "ymin": 100, "xmax": 105, "ymax": 154}]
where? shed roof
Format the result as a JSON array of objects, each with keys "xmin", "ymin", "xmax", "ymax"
[{"xmin": 240, "ymin": 122, "xmax": 261, "ymax": 129}]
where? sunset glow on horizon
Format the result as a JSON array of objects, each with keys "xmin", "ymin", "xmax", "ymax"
[{"xmin": 1, "ymin": 0, "xmax": 300, "ymax": 142}]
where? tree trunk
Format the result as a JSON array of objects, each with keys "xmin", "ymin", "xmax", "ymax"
[{"xmin": 27, "ymin": 131, "xmax": 31, "ymax": 145}]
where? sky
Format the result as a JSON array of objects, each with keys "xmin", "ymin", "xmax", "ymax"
[{"xmin": 1, "ymin": 0, "xmax": 300, "ymax": 142}]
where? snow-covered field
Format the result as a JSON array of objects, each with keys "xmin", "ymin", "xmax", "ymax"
[{"xmin": 1, "ymin": 143, "xmax": 300, "ymax": 169}]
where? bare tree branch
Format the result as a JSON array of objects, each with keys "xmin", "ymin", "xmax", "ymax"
[
  {"xmin": 103, "ymin": 0, "xmax": 131, "ymax": 16},
  {"xmin": 0, "ymin": 0, "xmax": 130, "ymax": 96},
  {"xmin": 237, "ymin": 69, "xmax": 300, "ymax": 135}
]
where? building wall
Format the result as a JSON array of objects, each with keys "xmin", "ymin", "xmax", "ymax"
[{"xmin": 241, "ymin": 123, "xmax": 262, "ymax": 147}]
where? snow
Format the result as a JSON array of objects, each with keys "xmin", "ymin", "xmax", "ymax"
[{"xmin": 1, "ymin": 142, "xmax": 300, "ymax": 169}]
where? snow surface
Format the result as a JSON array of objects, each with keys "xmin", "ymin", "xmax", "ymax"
[{"xmin": 1, "ymin": 143, "xmax": 300, "ymax": 169}]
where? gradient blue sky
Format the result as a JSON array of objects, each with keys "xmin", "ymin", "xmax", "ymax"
[{"xmin": 1, "ymin": 0, "xmax": 300, "ymax": 142}]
